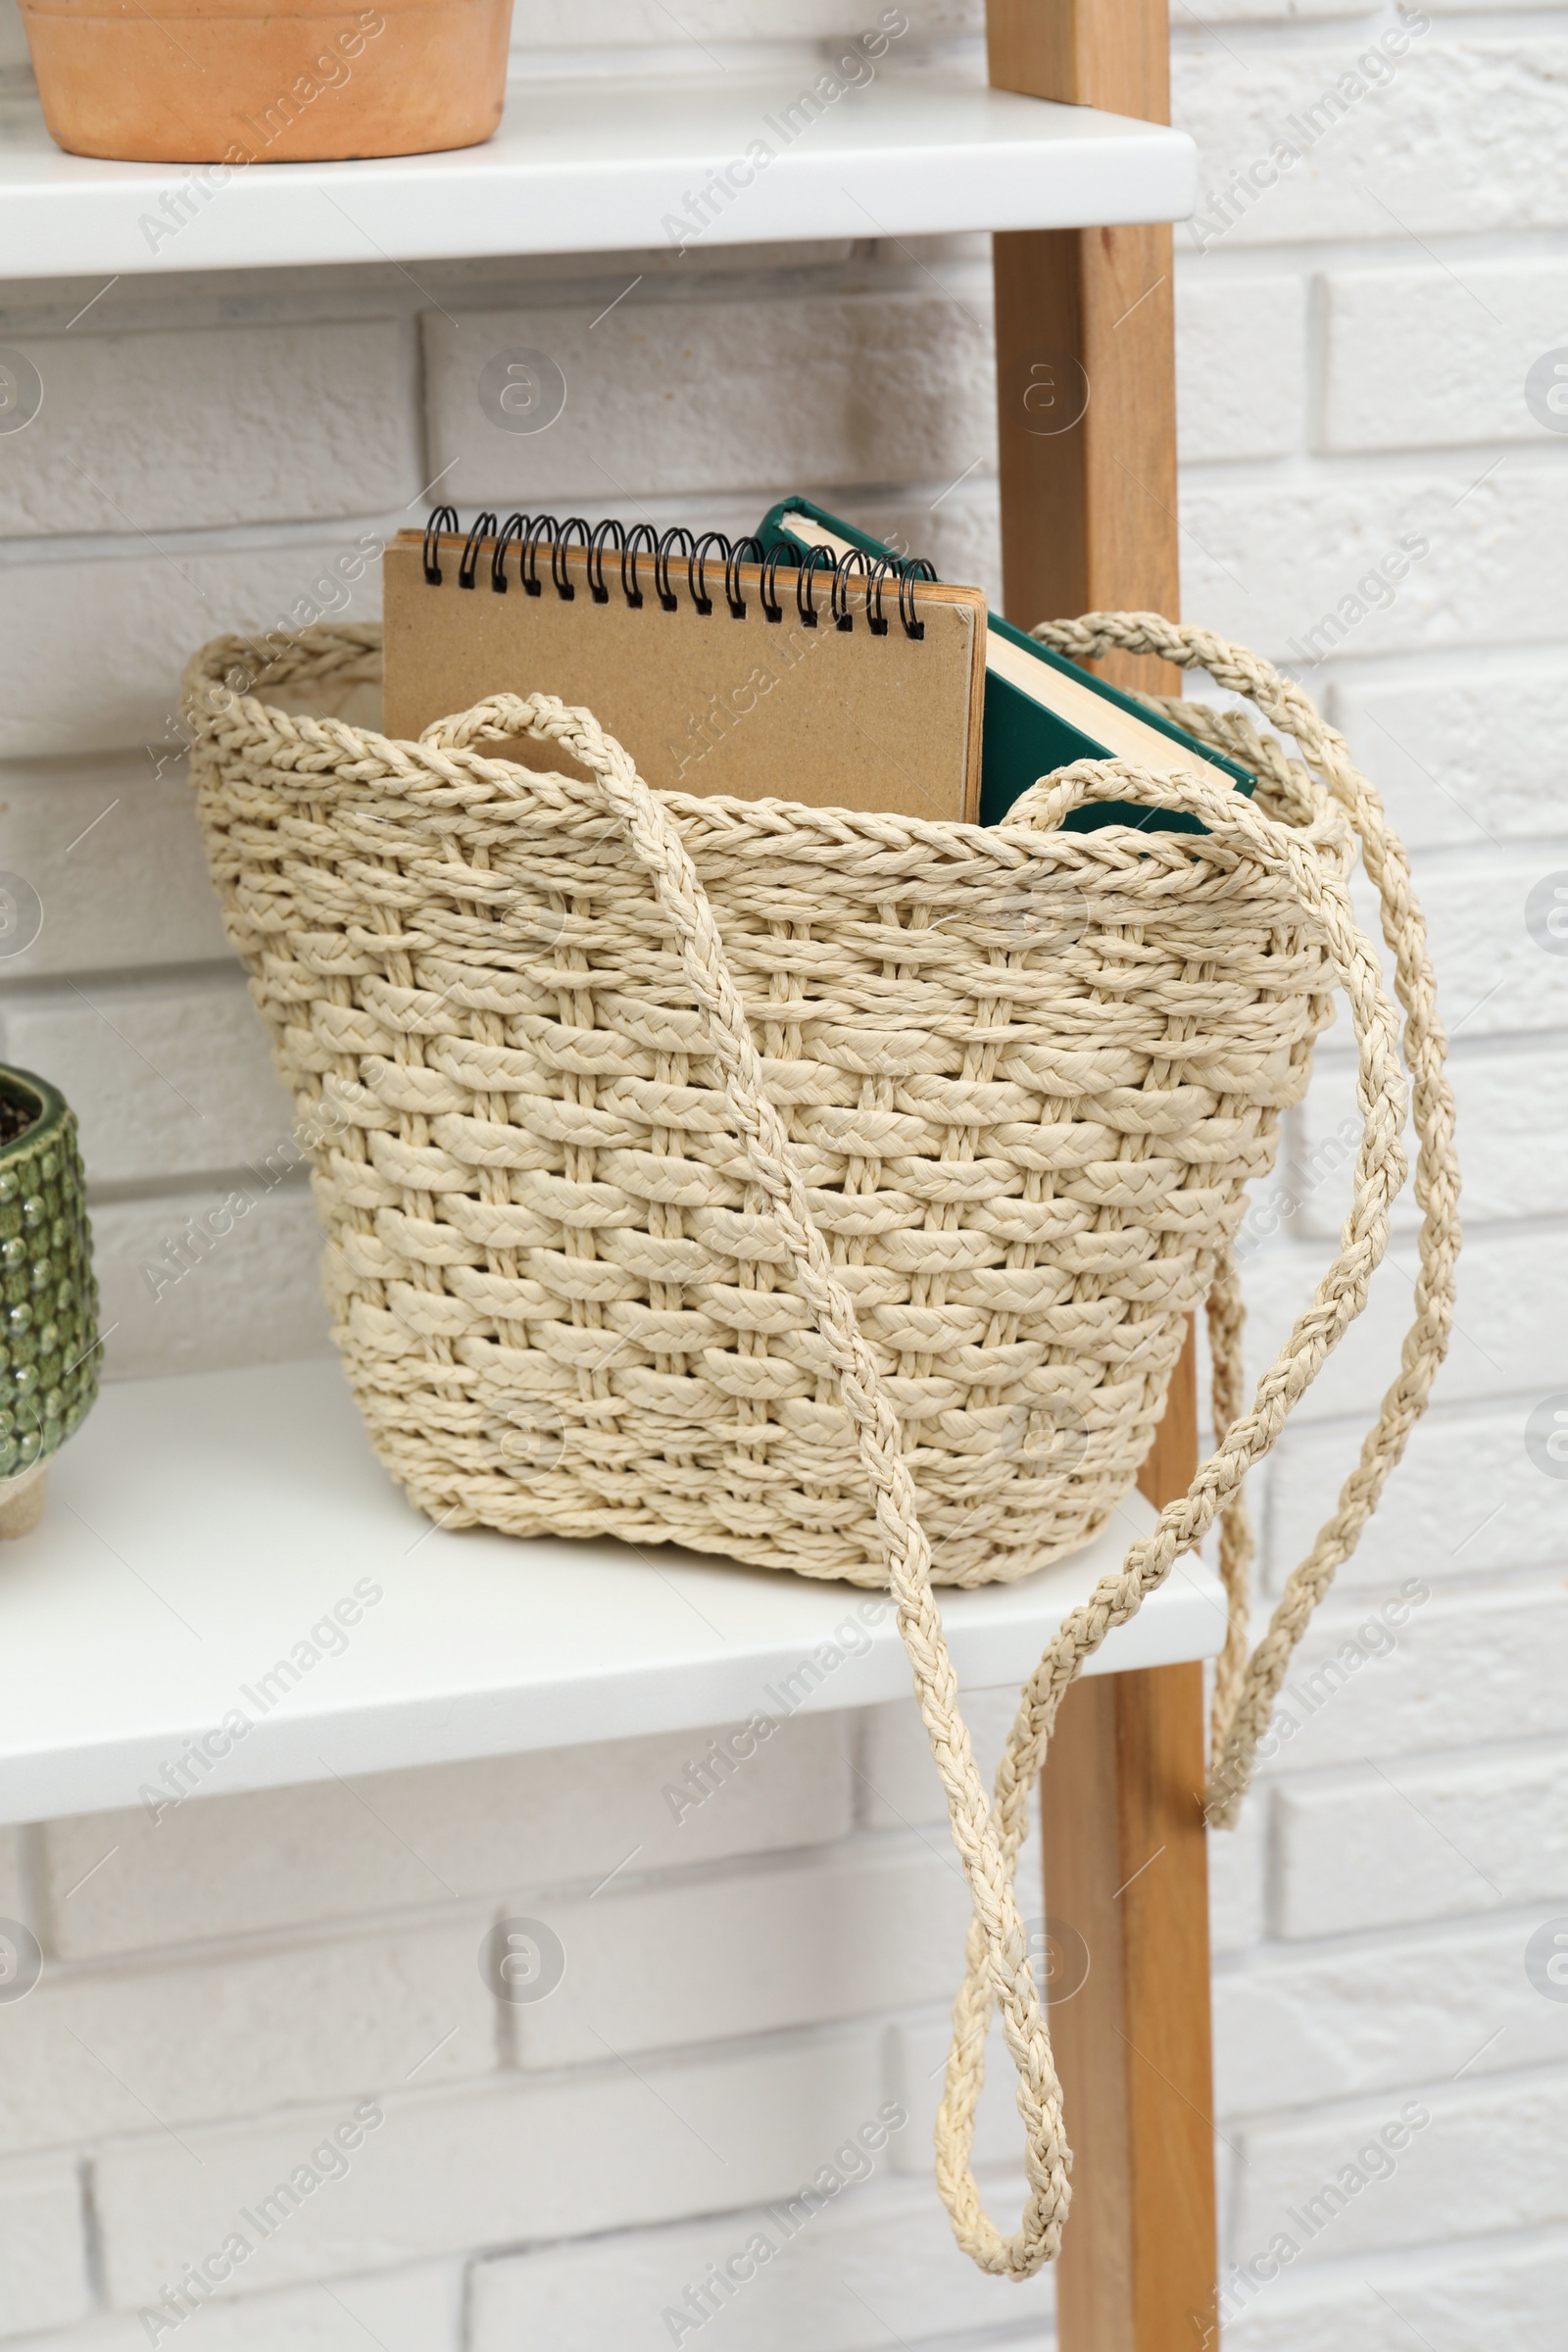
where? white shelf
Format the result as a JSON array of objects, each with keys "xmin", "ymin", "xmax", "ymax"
[
  {"xmin": 0, "ymin": 71, "xmax": 1195, "ymax": 280},
  {"xmin": 0, "ymin": 1358, "xmax": 1221, "ymax": 1826}
]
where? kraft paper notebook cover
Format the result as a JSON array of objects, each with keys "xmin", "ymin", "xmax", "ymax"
[
  {"xmin": 758, "ymin": 496, "xmax": 1254, "ymax": 833},
  {"xmin": 381, "ymin": 515, "xmax": 988, "ymax": 824}
]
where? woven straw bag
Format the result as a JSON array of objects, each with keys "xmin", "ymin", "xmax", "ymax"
[{"xmin": 182, "ymin": 612, "xmax": 1457, "ymax": 2281}]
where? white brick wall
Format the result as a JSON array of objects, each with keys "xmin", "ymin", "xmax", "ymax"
[
  {"xmin": 94, "ymin": 2033, "xmax": 889, "ymax": 2304},
  {"xmin": 1177, "ymin": 9, "xmax": 1568, "ymax": 2335},
  {"xmin": 1232, "ymin": 2070, "xmax": 1568, "ymax": 2254},
  {"xmin": 0, "ymin": 319, "xmax": 416, "ymax": 539},
  {"xmin": 2, "ymin": 975, "xmax": 289, "ymax": 1186},
  {"xmin": 1215, "ymin": 1912, "xmax": 1568, "ymax": 2111},
  {"xmin": 5, "ymin": 2262, "xmax": 463, "ymax": 2352},
  {"xmin": 1330, "ymin": 663, "xmax": 1568, "ymax": 843},
  {"xmin": 1175, "ymin": 270, "xmax": 1307, "ymax": 462},
  {"xmin": 1270, "ymin": 1401, "xmax": 1567, "ymax": 1587},
  {"xmin": 421, "ymin": 289, "xmax": 996, "ymax": 505},
  {"xmin": 43, "ymin": 1712, "xmax": 853, "ymax": 1955},
  {"xmin": 0, "ymin": 2164, "xmax": 92, "ymax": 2338},
  {"xmin": 0, "ymin": 537, "xmax": 387, "ymax": 759},
  {"xmin": 0, "ymin": 0, "xmax": 1563, "ymax": 2341},
  {"xmin": 0, "ymin": 1915, "xmax": 497, "ymax": 2152},
  {"xmin": 1322, "ymin": 259, "xmax": 1568, "ymax": 451},
  {"xmin": 1213, "ymin": 2232, "xmax": 1568, "ymax": 2352},
  {"xmin": 508, "ymin": 1844, "xmax": 971, "ymax": 2069},
  {"xmin": 88, "ymin": 1187, "xmax": 330, "ymax": 1378},
  {"xmin": 1273, "ymin": 1745, "xmax": 1568, "ymax": 1935},
  {"xmin": 467, "ymin": 2168, "xmax": 1050, "ymax": 2351},
  {"xmin": 0, "ymin": 756, "xmax": 230, "ymax": 978},
  {"xmin": 1296, "ymin": 1035, "xmax": 1568, "ymax": 1233}
]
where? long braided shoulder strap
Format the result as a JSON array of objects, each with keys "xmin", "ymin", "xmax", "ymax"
[
  {"xmin": 934, "ymin": 751, "xmax": 1435, "ymax": 2270},
  {"xmin": 411, "ymin": 630, "xmax": 1450, "ymax": 2279},
  {"xmin": 416, "ymin": 690, "xmax": 1073, "ymax": 2271},
  {"xmin": 929, "ymin": 622, "xmax": 1457, "ymax": 2274},
  {"xmin": 1029, "ymin": 614, "xmax": 1459, "ymax": 1825}
]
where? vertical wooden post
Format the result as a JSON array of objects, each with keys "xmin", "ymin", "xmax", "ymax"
[
  {"xmin": 1035, "ymin": 1337, "xmax": 1215, "ymax": 2352},
  {"xmin": 986, "ymin": 3, "xmax": 1218, "ymax": 2346},
  {"xmin": 988, "ymin": 0, "xmax": 1181, "ymax": 691}
]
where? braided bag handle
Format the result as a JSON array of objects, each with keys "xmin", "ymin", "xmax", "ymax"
[
  {"xmin": 930, "ymin": 621, "xmax": 1457, "ymax": 2275},
  {"xmin": 414, "ymin": 619, "xmax": 1454, "ymax": 2280},
  {"xmin": 1028, "ymin": 614, "xmax": 1459, "ymax": 1825},
  {"xmin": 416, "ymin": 687, "xmax": 1074, "ymax": 2269}
]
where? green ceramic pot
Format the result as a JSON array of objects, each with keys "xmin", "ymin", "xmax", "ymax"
[{"xmin": 0, "ymin": 1064, "xmax": 99, "ymax": 1534}]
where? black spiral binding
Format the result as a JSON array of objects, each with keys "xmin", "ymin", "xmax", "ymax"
[
  {"xmin": 759, "ymin": 539, "xmax": 797, "ymax": 626},
  {"xmin": 794, "ymin": 544, "xmax": 834, "ymax": 631},
  {"xmin": 621, "ymin": 523, "xmax": 657, "ymax": 611},
  {"xmin": 420, "ymin": 513, "xmax": 937, "ymax": 639},
  {"xmin": 588, "ymin": 519, "xmax": 622, "ymax": 604},
  {"xmin": 459, "ymin": 512, "xmax": 497, "ymax": 590},
  {"xmin": 654, "ymin": 526, "xmax": 695, "ymax": 614},
  {"xmin": 724, "ymin": 535, "xmax": 764, "ymax": 619},
  {"xmin": 898, "ymin": 556, "xmax": 936, "ymax": 643},
  {"xmin": 422, "ymin": 505, "xmax": 459, "ymax": 584},
  {"xmin": 831, "ymin": 549, "xmax": 869, "ymax": 633}
]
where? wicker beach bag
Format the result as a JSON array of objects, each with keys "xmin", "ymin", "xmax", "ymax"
[{"xmin": 183, "ymin": 612, "xmax": 1457, "ymax": 2281}]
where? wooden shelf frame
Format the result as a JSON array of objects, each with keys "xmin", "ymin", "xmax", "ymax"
[
  {"xmin": 0, "ymin": 69, "xmax": 1196, "ymax": 280},
  {"xmin": 0, "ymin": 1, "xmax": 1215, "ymax": 2332},
  {"xmin": 0, "ymin": 1358, "xmax": 1224, "ymax": 1830},
  {"xmin": 988, "ymin": 5, "xmax": 1217, "ymax": 2347}
]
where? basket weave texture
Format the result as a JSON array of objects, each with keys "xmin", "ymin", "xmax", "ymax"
[
  {"xmin": 182, "ymin": 624, "xmax": 1335, "ymax": 1588},
  {"xmin": 183, "ymin": 613, "xmax": 1457, "ymax": 2286}
]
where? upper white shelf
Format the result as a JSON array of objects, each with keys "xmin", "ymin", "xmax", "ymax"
[
  {"xmin": 0, "ymin": 1358, "xmax": 1220, "ymax": 1827},
  {"xmin": 0, "ymin": 71, "xmax": 1196, "ymax": 280}
]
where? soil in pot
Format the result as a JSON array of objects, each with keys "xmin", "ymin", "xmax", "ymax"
[{"xmin": 0, "ymin": 1098, "xmax": 35, "ymax": 1149}]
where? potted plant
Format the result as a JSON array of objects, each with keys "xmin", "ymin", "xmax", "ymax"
[
  {"xmin": 0, "ymin": 1066, "xmax": 99, "ymax": 1539},
  {"xmin": 18, "ymin": 0, "xmax": 514, "ymax": 167}
]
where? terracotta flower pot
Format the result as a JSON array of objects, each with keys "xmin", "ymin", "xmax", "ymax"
[
  {"xmin": 19, "ymin": 0, "xmax": 514, "ymax": 166},
  {"xmin": 0, "ymin": 1067, "xmax": 99, "ymax": 1539}
]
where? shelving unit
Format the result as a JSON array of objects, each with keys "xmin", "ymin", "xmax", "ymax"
[
  {"xmin": 2, "ymin": 5, "xmax": 1214, "ymax": 2344},
  {"xmin": 0, "ymin": 1357, "xmax": 1220, "ymax": 1828},
  {"xmin": 0, "ymin": 71, "xmax": 1194, "ymax": 279}
]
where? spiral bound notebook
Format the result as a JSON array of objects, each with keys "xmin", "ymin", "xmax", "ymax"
[
  {"xmin": 382, "ymin": 512, "xmax": 988, "ymax": 823},
  {"xmin": 759, "ymin": 497, "xmax": 1255, "ymax": 833}
]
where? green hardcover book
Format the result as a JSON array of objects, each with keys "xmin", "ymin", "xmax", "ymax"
[{"xmin": 757, "ymin": 496, "xmax": 1253, "ymax": 833}]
